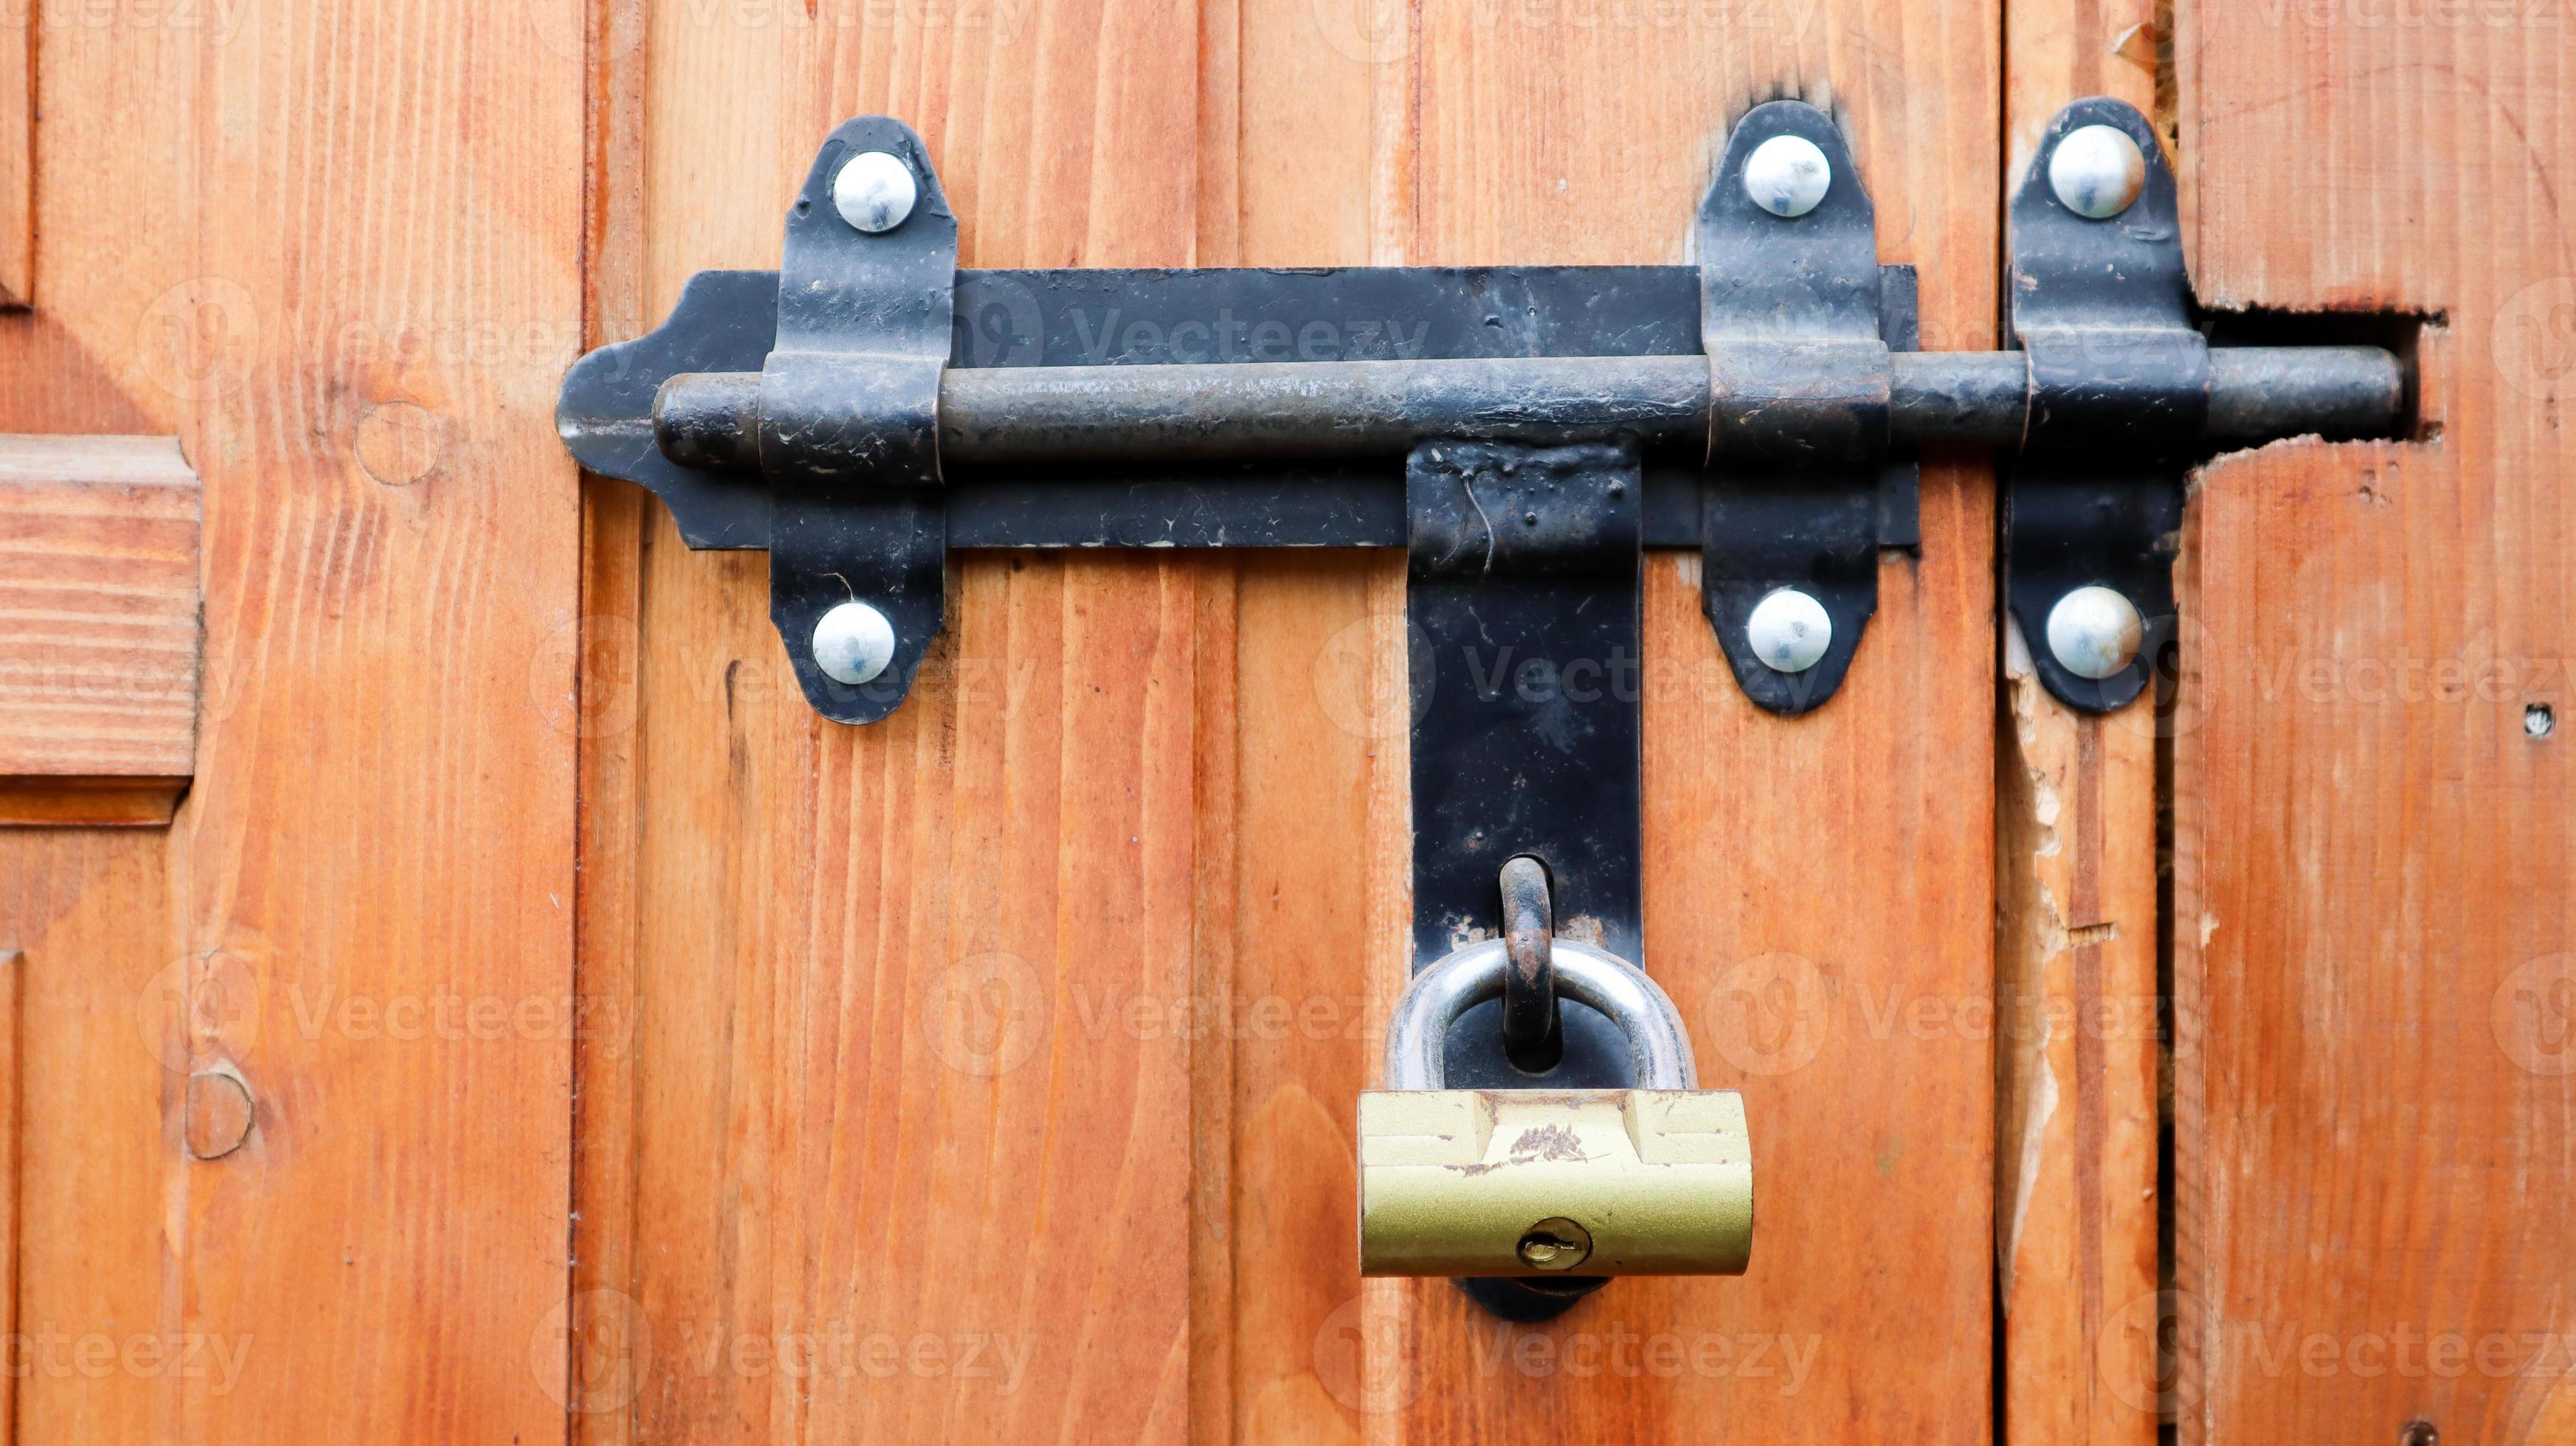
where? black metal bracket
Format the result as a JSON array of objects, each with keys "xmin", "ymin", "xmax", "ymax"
[
  {"xmin": 553, "ymin": 94, "xmax": 2406, "ymax": 1325},
  {"xmin": 768, "ymin": 117, "xmax": 956, "ymax": 725},
  {"xmin": 559, "ymin": 103, "xmax": 1946, "ymax": 724},
  {"xmin": 2003, "ymin": 100, "xmax": 2203, "ymax": 713},
  {"xmin": 1406, "ymin": 437, "xmax": 1641, "ymax": 1321},
  {"xmin": 557, "ymin": 98, "xmax": 2396, "ymax": 724},
  {"xmin": 1698, "ymin": 100, "xmax": 1907, "ymax": 714}
]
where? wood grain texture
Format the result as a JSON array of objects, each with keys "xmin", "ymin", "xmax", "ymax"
[
  {"xmin": 145, "ymin": 2, "xmax": 584, "ymax": 1438},
  {"xmin": 1995, "ymin": 10, "xmax": 2166, "ymax": 1442},
  {"xmin": 2172, "ymin": 3, "xmax": 2576, "ymax": 1440},
  {"xmin": 1, "ymin": 0, "xmax": 588, "ymax": 1425},
  {"xmin": 0, "ymin": 5, "xmax": 26, "ymax": 308},
  {"xmin": 570, "ymin": 0, "xmax": 652, "ymax": 1440},
  {"xmin": 1, "ymin": 829, "xmax": 174, "ymax": 1444},
  {"xmin": 0, "ymin": 0, "xmax": 598, "ymax": 1429},
  {"xmin": 1344, "ymin": 5, "xmax": 2003, "ymax": 1438},
  {"xmin": 576, "ymin": 4, "xmax": 2008, "ymax": 1442},
  {"xmin": 576, "ymin": 6, "xmax": 1215, "ymax": 1440},
  {"xmin": 1996, "ymin": 646, "xmax": 2163, "ymax": 1445},
  {"xmin": 0, "ymin": 435, "xmax": 199, "ymax": 799},
  {"xmin": 0, "ymin": 946, "xmax": 15, "ymax": 1446},
  {"xmin": 0, "ymin": 13, "xmax": 204, "ymax": 1445},
  {"xmin": 1214, "ymin": 18, "xmax": 1409, "ymax": 1442}
]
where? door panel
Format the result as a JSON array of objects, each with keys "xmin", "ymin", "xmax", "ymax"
[
  {"xmin": 22, "ymin": 0, "xmax": 2545, "ymax": 1440},
  {"xmin": 1995, "ymin": 4, "xmax": 2165, "ymax": 1444},
  {"xmin": 2172, "ymin": 4, "xmax": 2576, "ymax": 1440},
  {"xmin": 566, "ymin": 1, "xmax": 2003, "ymax": 1439},
  {"xmin": 1, "ymin": 3, "xmax": 589, "ymax": 1441}
]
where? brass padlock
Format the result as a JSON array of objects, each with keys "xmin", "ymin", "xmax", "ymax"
[{"xmin": 1358, "ymin": 939, "xmax": 1753, "ymax": 1278}]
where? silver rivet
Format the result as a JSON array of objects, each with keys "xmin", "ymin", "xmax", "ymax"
[
  {"xmin": 2048, "ymin": 124, "xmax": 2147, "ymax": 220},
  {"xmin": 833, "ymin": 151, "xmax": 918, "ymax": 234},
  {"xmin": 2045, "ymin": 585, "xmax": 2144, "ymax": 679},
  {"xmin": 1747, "ymin": 588, "xmax": 1832, "ymax": 673},
  {"xmin": 812, "ymin": 601, "xmax": 897, "ymax": 685},
  {"xmin": 1743, "ymin": 135, "xmax": 1831, "ymax": 219}
]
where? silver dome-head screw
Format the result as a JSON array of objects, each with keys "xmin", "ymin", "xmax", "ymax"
[
  {"xmin": 2045, "ymin": 585, "xmax": 2145, "ymax": 680},
  {"xmin": 2048, "ymin": 124, "xmax": 2147, "ymax": 220},
  {"xmin": 834, "ymin": 151, "xmax": 919, "ymax": 233},
  {"xmin": 1747, "ymin": 587, "xmax": 1833, "ymax": 673},
  {"xmin": 1743, "ymin": 135, "xmax": 1831, "ymax": 219},
  {"xmin": 812, "ymin": 601, "xmax": 898, "ymax": 685}
]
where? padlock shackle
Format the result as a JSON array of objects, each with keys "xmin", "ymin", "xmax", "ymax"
[{"xmin": 1384, "ymin": 940, "xmax": 1697, "ymax": 1091}]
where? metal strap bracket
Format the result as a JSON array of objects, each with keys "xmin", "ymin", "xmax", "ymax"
[
  {"xmin": 2005, "ymin": 100, "xmax": 2206, "ymax": 713},
  {"xmin": 553, "ymin": 93, "xmax": 2410, "ymax": 1326},
  {"xmin": 559, "ymin": 98, "xmax": 2403, "ymax": 724}
]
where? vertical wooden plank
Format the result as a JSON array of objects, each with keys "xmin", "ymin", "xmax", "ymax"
[
  {"xmin": 570, "ymin": 0, "xmax": 652, "ymax": 1441},
  {"xmin": 2172, "ymin": 4, "xmax": 2574, "ymax": 1442},
  {"xmin": 1184, "ymin": 555, "xmax": 1240, "ymax": 1446},
  {"xmin": 1995, "ymin": 667, "xmax": 2163, "ymax": 1444},
  {"xmin": 587, "ymin": 15, "xmax": 790, "ymax": 1438},
  {"xmin": 1, "ymin": 831, "xmax": 173, "ymax": 1445},
  {"xmin": 590, "ymin": 4, "xmax": 1215, "ymax": 1439},
  {"xmin": 1315, "ymin": 4, "xmax": 2006, "ymax": 1437},
  {"xmin": 1216, "ymin": 11, "xmax": 1408, "ymax": 1442},
  {"xmin": 0, "ymin": 12, "xmax": 201, "ymax": 1446},
  {"xmin": 159, "ymin": 1, "xmax": 587, "ymax": 1437},
  {"xmin": 0, "ymin": 944, "xmax": 16, "ymax": 1446},
  {"xmin": 1997, "ymin": 8, "xmax": 2166, "ymax": 1443},
  {"xmin": 7, "ymin": 0, "xmax": 586, "ymax": 1437},
  {"xmin": 0, "ymin": 3, "xmax": 26, "ymax": 308}
]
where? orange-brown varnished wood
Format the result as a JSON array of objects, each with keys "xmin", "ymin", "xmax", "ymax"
[
  {"xmin": 0, "ymin": 1, "xmax": 590, "ymax": 1439},
  {"xmin": 570, "ymin": 0, "xmax": 653, "ymax": 1440},
  {"xmin": 0, "ymin": 6, "xmax": 26, "ymax": 307},
  {"xmin": 0, "ymin": 777, "xmax": 187, "ymax": 826},
  {"xmin": 4, "ymin": 0, "xmax": 585, "ymax": 1438},
  {"xmin": 574, "ymin": 7, "xmax": 1216, "ymax": 1440},
  {"xmin": 0, "ymin": 945, "xmax": 16, "ymax": 1445},
  {"xmin": 0, "ymin": 13, "xmax": 201, "ymax": 1443},
  {"xmin": 2172, "ymin": 3, "xmax": 2576, "ymax": 1441},
  {"xmin": 1344, "ymin": 6, "xmax": 2003, "ymax": 1438},
  {"xmin": 0, "ymin": 436, "xmax": 199, "ymax": 795},
  {"xmin": 1, "ymin": 829, "xmax": 173, "ymax": 1443},
  {"xmin": 1995, "ymin": 8, "xmax": 2166, "ymax": 1442},
  {"xmin": 165, "ymin": 2, "xmax": 587, "ymax": 1431},
  {"xmin": 570, "ymin": 2, "xmax": 2008, "ymax": 1442}
]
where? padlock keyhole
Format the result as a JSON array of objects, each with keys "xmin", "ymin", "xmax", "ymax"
[{"xmin": 1516, "ymin": 1218, "xmax": 1594, "ymax": 1271}]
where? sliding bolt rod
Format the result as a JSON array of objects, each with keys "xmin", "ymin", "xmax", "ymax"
[{"xmin": 652, "ymin": 345, "xmax": 2403, "ymax": 473}]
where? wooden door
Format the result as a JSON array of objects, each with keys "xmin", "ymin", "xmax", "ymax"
[{"xmin": 0, "ymin": 0, "xmax": 2562, "ymax": 1442}]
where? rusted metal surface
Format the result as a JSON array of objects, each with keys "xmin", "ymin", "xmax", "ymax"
[
  {"xmin": 646, "ymin": 345, "xmax": 2397, "ymax": 469},
  {"xmin": 553, "ymin": 105, "xmax": 2408, "ymax": 725},
  {"xmin": 1498, "ymin": 857, "xmax": 1559, "ymax": 1072}
]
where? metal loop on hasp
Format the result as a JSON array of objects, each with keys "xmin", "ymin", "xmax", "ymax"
[{"xmin": 1383, "ymin": 938, "xmax": 1697, "ymax": 1091}]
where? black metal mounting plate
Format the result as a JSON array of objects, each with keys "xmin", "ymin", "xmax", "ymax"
[
  {"xmin": 764, "ymin": 117, "xmax": 958, "ymax": 725},
  {"xmin": 548, "ymin": 94, "xmax": 2411, "ymax": 1324},
  {"xmin": 1697, "ymin": 100, "xmax": 1903, "ymax": 716},
  {"xmin": 1406, "ymin": 437, "xmax": 1643, "ymax": 1322},
  {"xmin": 2004, "ymin": 98, "xmax": 2206, "ymax": 714},
  {"xmin": 552, "ymin": 103, "xmax": 1934, "ymax": 721},
  {"xmin": 562, "ymin": 263, "xmax": 1920, "ymax": 553}
]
